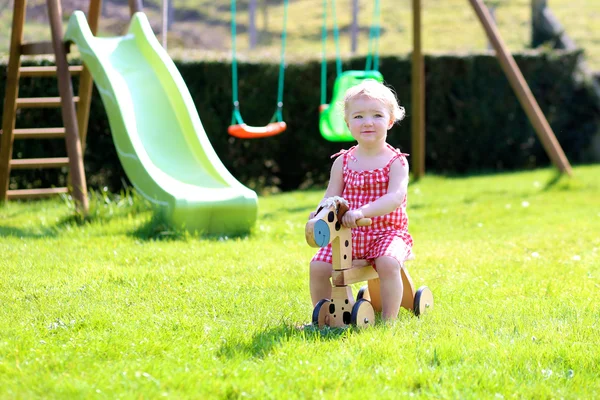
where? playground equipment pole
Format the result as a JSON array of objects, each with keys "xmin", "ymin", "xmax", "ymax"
[
  {"xmin": 411, "ymin": 0, "xmax": 425, "ymax": 179},
  {"xmin": 468, "ymin": 0, "xmax": 572, "ymax": 175},
  {"xmin": 47, "ymin": 0, "xmax": 89, "ymax": 211},
  {"xmin": 129, "ymin": 0, "xmax": 143, "ymax": 14},
  {"xmin": 0, "ymin": 2, "xmax": 25, "ymax": 201}
]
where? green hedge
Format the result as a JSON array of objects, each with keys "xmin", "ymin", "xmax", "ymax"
[{"xmin": 1, "ymin": 50, "xmax": 598, "ymax": 193}]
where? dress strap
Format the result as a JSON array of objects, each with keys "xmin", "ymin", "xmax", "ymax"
[
  {"xmin": 330, "ymin": 146, "xmax": 357, "ymax": 167},
  {"xmin": 384, "ymin": 143, "xmax": 409, "ymax": 169}
]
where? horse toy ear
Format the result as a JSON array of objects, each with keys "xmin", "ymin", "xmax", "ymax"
[{"xmin": 315, "ymin": 196, "xmax": 349, "ymax": 222}]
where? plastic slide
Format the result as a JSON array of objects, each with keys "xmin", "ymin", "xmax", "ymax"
[{"xmin": 64, "ymin": 11, "xmax": 257, "ymax": 235}]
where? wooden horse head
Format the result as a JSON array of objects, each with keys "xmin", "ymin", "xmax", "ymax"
[{"xmin": 305, "ymin": 196, "xmax": 353, "ymax": 270}]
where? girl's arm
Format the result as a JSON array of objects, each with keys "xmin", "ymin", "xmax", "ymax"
[
  {"xmin": 309, "ymin": 156, "xmax": 345, "ymax": 218},
  {"xmin": 322, "ymin": 156, "xmax": 345, "ymax": 199},
  {"xmin": 342, "ymin": 158, "xmax": 408, "ymax": 227}
]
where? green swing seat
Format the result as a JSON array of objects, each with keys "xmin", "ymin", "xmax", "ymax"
[{"xmin": 319, "ymin": 70, "xmax": 384, "ymax": 142}]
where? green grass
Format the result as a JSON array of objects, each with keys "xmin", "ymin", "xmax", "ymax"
[
  {"xmin": 1, "ymin": 165, "xmax": 599, "ymax": 398},
  {"xmin": 2, "ymin": 0, "xmax": 600, "ymax": 69}
]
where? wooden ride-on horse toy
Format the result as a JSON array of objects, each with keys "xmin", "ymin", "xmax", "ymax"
[{"xmin": 306, "ymin": 197, "xmax": 433, "ymax": 328}]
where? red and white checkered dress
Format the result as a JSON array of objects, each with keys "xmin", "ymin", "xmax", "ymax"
[{"xmin": 312, "ymin": 144, "xmax": 413, "ymax": 268}]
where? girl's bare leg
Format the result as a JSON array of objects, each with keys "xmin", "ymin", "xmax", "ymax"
[
  {"xmin": 375, "ymin": 256, "xmax": 403, "ymax": 320},
  {"xmin": 310, "ymin": 261, "xmax": 333, "ymax": 306}
]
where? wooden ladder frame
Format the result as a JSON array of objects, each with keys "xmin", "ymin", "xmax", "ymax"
[{"xmin": 0, "ymin": 0, "xmax": 104, "ymax": 213}]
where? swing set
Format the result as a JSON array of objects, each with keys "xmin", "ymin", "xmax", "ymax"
[
  {"xmin": 319, "ymin": 0, "xmax": 384, "ymax": 142},
  {"xmin": 226, "ymin": 0, "xmax": 573, "ymax": 178},
  {"xmin": 227, "ymin": 0, "xmax": 289, "ymax": 139},
  {"xmin": 227, "ymin": 0, "xmax": 384, "ymax": 142}
]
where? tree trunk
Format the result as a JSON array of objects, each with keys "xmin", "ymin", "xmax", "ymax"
[
  {"xmin": 249, "ymin": 0, "xmax": 257, "ymax": 49},
  {"xmin": 531, "ymin": 0, "xmax": 549, "ymax": 47},
  {"xmin": 351, "ymin": 0, "xmax": 358, "ymax": 54},
  {"xmin": 261, "ymin": 0, "xmax": 268, "ymax": 34},
  {"xmin": 161, "ymin": 0, "xmax": 168, "ymax": 48},
  {"xmin": 168, "ymin": 0, "xmax": 174, "ymax": 30}
]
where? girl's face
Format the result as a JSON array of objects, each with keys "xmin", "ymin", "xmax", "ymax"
[{"xmin": 345, "ymin": 95, "xmax": 394, "ymax": 145}]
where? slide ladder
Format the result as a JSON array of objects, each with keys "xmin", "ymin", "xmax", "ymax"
[{"xmin": 0, "ymin": 0, "xmax": 95, "ymax": 211}]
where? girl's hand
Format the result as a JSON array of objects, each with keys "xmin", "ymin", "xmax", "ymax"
[{"xmin": 341, "ymin": 209, "xmax": 365, "ymax": 228}]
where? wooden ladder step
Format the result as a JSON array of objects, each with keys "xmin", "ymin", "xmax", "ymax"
[
  {"xmin": 10, "ymin": 157, "xmax": 70, "ymax": 169},
  {"xmin": 20, "ymin": 41, "xmax": 70, "ymax": 56},
  {"xmin": 16, "ymin": 97, "xmax": 80, "ymax": 108},
  {"xmin": 7, "ymin": 128, "xmax": 67, "ymax": 139},
  {"xmin": 7, "ymin": 187, "xmax": 69, "ymax": 200},
  {"xmin": 20, "ymin": 66, "xmax": 84, "ymax": 77}
]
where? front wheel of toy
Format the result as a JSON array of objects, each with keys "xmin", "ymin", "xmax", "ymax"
[
  {"xmin": 351, "ymin": 299, "xmax": 375, "ymax": 328},
  {"xmin": 312, "ymin": 299, "xmax": 331, "ymax": 328},
  {"xmin": 413, "ymin": 286, "xmax": 434, "ymax": 317}
]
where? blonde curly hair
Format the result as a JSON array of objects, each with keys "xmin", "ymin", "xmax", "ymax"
[{"xmin": 343, "ymin": 79, "xmax": 405, "ymax": 123}]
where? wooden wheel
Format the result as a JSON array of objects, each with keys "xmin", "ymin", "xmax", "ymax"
[
  {"xmin": 356, "ymin": 285, "xmax": 370, "ymax": 301},
  {"xmin": 312, "ymin": 299, "xmax": 331, "ymax": 328},
  {"xmin": 350, "ymin": 299, "xmax": 375, "ymax": 328},
  {"xmin": 413, "ymin": 286, "xmax": 434, "ymax": 317}
]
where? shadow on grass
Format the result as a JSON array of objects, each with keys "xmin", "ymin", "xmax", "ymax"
[
  {"xmin": 0, "ymin": 206, "xmax": 138, "ymax": 239},
  {"xmin": 540, "ymin": 170, "xmax": 592, "ymax": 192},
  {"xmin": 542, "ymin": 170, "xmax": 564, "ymax": 190},
  {"xmin": 0, "ymin": 225, "xmax": 59, "ymax": 239},
  {"xmin": 218, "ymin": 323, "xmax": 365, "ymax": 359},
  {"xmin": 55, "ymin": 208, "xmax": 121, "ymax": 228},
  {"xmin": 129, "ymin": 213, "xmax": 253, "ymax": 242},
  {"xmin": 261, "ymin": 205, "xmax": 315, "ymax": 220}
]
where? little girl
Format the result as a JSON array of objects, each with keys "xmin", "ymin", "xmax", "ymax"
[{"xmin": 310, "ymin": 79, "xmax": 412, "ymax": 321}]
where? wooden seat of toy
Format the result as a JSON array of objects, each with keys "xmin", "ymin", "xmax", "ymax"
[{"xmin": 332, "ymin": 257, "xmax": 417, "ymax": 313}]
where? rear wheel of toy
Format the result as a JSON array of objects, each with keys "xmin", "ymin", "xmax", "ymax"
[
  {"xmin": 413, "ymin": 286, "xmax": 434, "ymax": 317},
  {"xmin": 356, "ymin": 285, "xmax": 370, "ymax": 301}
]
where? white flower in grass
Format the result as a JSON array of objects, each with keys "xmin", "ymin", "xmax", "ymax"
[
  {"xmin": 521, "ymin": 201, "xmax": 530, "ymax": 207},
  {"xmin": 477, "ymin": 223, "xmax": 483, "ymax": 228},
  {"xmin": 572, "ymin": 255, "xmax": 581, "ymax": 261},
  {"xmin": 533, "ymin": 181, "xmax": 541, "ymax": 188},
  {"xmin": 531, "ymin": 252, "xmax": 540, "ymax": 258},
  {"xmin": 505, "ymin": 204, "xmax": 511, "ymax": 209},
  {"xmin": 541, "ymin": 369, "xmax": 553, "ymax": 378}
]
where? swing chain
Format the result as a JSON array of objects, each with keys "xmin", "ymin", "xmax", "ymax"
[{"xmin": 230, "ymin": 0, "xmax": 288, "ymax": 126}]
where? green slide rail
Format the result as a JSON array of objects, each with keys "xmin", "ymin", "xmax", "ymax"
[{"xmin": 65, "ymin": 11, "xmax": 258, "ymax": 235}]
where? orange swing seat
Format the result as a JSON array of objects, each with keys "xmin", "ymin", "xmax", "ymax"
[{"xmin": 227, "ymin": 121, "xmax": 287, "ymax": 139}]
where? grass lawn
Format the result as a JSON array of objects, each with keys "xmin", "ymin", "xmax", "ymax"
[{"xmin": 0, "ymin": 164, "xmax": 599, "ymax": 398}]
